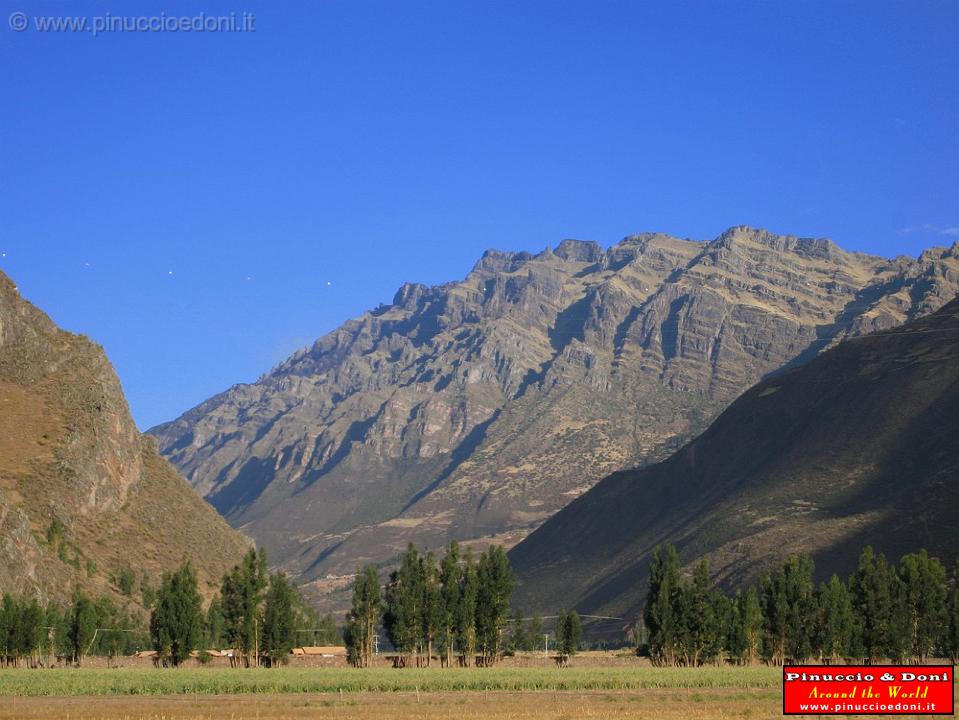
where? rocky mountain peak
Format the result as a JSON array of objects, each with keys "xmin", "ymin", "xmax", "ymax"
[
  {"xmin": 553, "ymin": 238, "xmax": 604, "ymax": 263},
  {"xmin": 148, "ymin": 228, "xmax": 959, "ymax": 606}
]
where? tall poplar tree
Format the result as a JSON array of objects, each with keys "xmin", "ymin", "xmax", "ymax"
[
  {"xmin": 221, "ymin": 547, "xmax": 268, "ymax": 666},
  {"xmin": 456, "ymin": 547, "xmax": 478, "ymax": 666},
  {"xmin": 438, "ymin": 541, "xmax": 461, "ymax": 666},
  {"xmin": 475, "ymin": 546, "xmax": 514, "ymax": 665},
  {"xmin": 150, "ymin": 560, "xmax": 203, "ymax": 666},
  {"xmin": 262, "ymin": 572, "xmax": 297, "ymax": 665},
  {"xmin": 384, "ymin": 543, "xmax": 425, "ymax": 664},
  {"xmin": 68, "ymin": 590, "xmax": 97, "ymax": 666},
  {"xmin": 815, "ymin": 574, "xmax": 854, "ymax": 662},
  {"xmin": 345, "ymin": 565, "xmax": 382, "ymax": 667},
  {"xmin": 644, "ymin": 545, "xmax": 681, "ymax": 665},
  {"xmin": 898, "ymin": 550, "xmax": 947, "ymax": 661},
  {"xmin": 421, "ymin": 551, "xmax": 443, "ymax": 666}
]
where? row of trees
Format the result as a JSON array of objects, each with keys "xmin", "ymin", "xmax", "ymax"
[
  {"xmin": 1, "ymin": 548, "xmax": 340, "ymax": 669},
  {"xmin": 643, "ymin": 545, "xmax": 959, "ymax": 666},
  {"xmin": 346, "ymin": 542, "xmax": 515, "ymax": 667},
  {"xmin": 0, "ymin": 590, "xmax": 147, "ymax": 667},
  {"xmin": 149, "ymin": 550, "xmax": 338, "ymax": 666}
]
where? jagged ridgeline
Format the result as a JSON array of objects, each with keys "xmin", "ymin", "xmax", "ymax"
[
  {"xmin": 0, "ymin": 271, "xmax": 249, "ymax": 605},
  {"xmin": 149, "ymin": 227, "xmax": 959, "ymax": 593}
]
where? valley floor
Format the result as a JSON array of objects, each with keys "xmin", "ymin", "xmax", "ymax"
[
  {"xmin": 0, "ymin": 688, "xmax": 786, "ymax": 719},
  {"xmin": 3, "ymin": 665, "xmax": 948, "ymax": 718}
]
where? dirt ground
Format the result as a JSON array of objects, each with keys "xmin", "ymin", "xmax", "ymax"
[{"xmin": 0, "ymin": 688, "xmax": 786, "ymax": 719}]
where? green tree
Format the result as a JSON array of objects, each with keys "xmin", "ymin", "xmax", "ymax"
[
  {"xmin": 140, "ymin": 576, "xmax": 157, "ymax": 610},
  {"xmin": 760, "ymin": 555, "xmax": 815, "ymax": 664},
  {"xmin": 384, "ymin": 544, "xmax": 425, "ymax": 664},
  {"xmin": 421, "ymin": 551, "xmax": 444, "ymax": 666},
  {"xmin": 555, "ymin": 610, "xmax": 581, "ymax": 657},
  {"xmin": 644, "ymin": 545, "xmax": 681, "ymax": 665},
  {"xmin": 115, "ymin": 566, "xmax": 136, "ymax": 597},
  {"xmin": 898, "ymin": 550, "xmax": 948, "ymax": 661},
  {"xmin": 46, "ymin": 604, "xmax": 71, "ymax": 661},
  {"xmin": 456, "ymin": 547, "xmax": 478, "ymax": 666},
  {"xmin": 849, "ymin": 546, "xmax": 889, "ymax": 661},
  {"xmin": 438, "ymin": 541, "xmax": 461, "ymax": 666},
  {"xmin": 16, "ymin": 598, "xmax": 41, "ymax": 668},
  {"xmin": 885, "ymin": 563, "xmax": 912, "ymax": 662},
  {"xmin": 205, "ymin": 597, "xmax": 226, "ymax": 649},
  {"xmin": 221, "ymin": 547, "xmax": 268, "ymax": 666},
  {"xmin": 0, "ymin": 594, "xmax": 20, "ymax": 666},
  {"xmin": 528, "ymin": 612, "xmax": 544, "ymax": 652},
  {"xmin": 68, "ymin": 591, "xmax": 97, "ymax": 666},
  {"xmin": 678, "ymin": 560, "xmax": 719, "ymax": 666},
  {"xmin": 814, "ymin": 574, "xmax": 854, "ymax": 663},
  {"xmin": 509, "ymin": 608, "xmax": 528, "ymax": 652},
  {"xmin": 262, "ymin": 572, "xmax": 297, "ymax": 665},
  {"xmin": 150, "ymin": 560, "xmax": 203, "ymax": 666},
  {"xmin": 475, "ymin": 546, "xmax": 514, "ymax": 665},
  {"xmin": 345, "ymin": 565, "xmax": 381, "ymax": 667},
  {"xmin": 946, "ymin": 561, "xmax": 959, "ymax": 663}
]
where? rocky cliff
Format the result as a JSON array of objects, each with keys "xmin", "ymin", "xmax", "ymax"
[
  {"xmin": 0, "ymin": 271, "xmax": 249, "ymax": 604},
  {"xmin": 149, "ymin": 227, "xmax": 959, "ymax": 601}
]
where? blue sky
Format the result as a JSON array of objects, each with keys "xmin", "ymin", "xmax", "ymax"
[{"xmin": 1, "ymin": 0, "xmax": 957, "ymax": 429}]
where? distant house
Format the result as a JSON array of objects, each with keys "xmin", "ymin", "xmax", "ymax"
[{"xmin": 292, "ymin": 646, "xmax": 346, "ymax": 658}]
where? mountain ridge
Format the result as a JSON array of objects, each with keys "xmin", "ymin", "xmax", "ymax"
[{"xmin": 148, "ymin": 226, "xmax": 959, "ymax": 604}]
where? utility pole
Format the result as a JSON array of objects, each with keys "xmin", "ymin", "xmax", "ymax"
[{"xmin": 544, "ymin": 633, "xmax": 549, "ymax": 656}]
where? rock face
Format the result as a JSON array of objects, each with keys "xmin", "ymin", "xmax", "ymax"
[
  {"xmin": 0, "ymin": 271, "xmax": 249, "ymax": 603},
  {"xmin": 149, "ymin": 227, "xmax": 959, "ymax": 600},
  {"xmin": 509, "ymin": 294, "xmax": 959, "ymax": 620}
]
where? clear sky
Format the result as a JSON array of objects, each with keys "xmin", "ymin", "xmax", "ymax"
[{"xmin": 1, "ymin": 0, "xmax": 957, "ymax": 429}]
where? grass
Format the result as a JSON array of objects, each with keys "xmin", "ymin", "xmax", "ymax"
[
  {"xmin": 0, "ymin": 688, "xmax": 789, "ymax": 720},
  {"xmin": 0, "ymin": 666, "xmax": 782, "ymax": 697}
]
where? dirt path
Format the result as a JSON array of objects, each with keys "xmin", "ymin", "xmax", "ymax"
[{"xmin": 0, "ymin": 689, "xmax": 785, "ymax": 719}]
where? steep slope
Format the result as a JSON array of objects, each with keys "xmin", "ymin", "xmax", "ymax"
[
  {"xmin": 149, "ymin": 227, "xmax": 959, "ymax": 597},
  {"xmin": 510, "ymin": 295, "xmax": 959, "ymax": 619},
  {"xmin": 0, "ymin": 271, "xmax": 249, "ymax": 604}
]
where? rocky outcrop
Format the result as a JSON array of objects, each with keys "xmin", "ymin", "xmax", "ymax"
[
  {"xmin": 0, "ymin": 271, "xmax": 249, "ymax": 604},
  {"xmin": 149, "ymin": 228, "xmax": 959, "ymax": 602}
]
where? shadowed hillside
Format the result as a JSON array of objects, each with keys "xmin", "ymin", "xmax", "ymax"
[{"xmin": 510, "ymin": 295, "xmax": 959, "ymax": 619}]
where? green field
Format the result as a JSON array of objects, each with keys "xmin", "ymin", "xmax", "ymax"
[{"xmin": 0, "ymin": 666, "xmax": 782, "ymax": 697}]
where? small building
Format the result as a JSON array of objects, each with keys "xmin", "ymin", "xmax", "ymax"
[{"xmin": 292, "ymin": 646, "xmax": 346, "ymax": 658}]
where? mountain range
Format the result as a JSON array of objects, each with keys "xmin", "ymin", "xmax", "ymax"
[
  {"xmin": 0, "ymin": 271, "xmax": 249, "ymax": 604},
  {"xmin": 148, "ymin": 226, "xmax": 959, "ymax": 603},
  {"xmin": 509, "ymin": 294, "xmax": 959, "ymax": 619}
]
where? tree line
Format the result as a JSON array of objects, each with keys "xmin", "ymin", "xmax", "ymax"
[
  {"xmin": 642, "ymin": 545, "xmax": 959, "ymax": 666},
  {"xmin": 346, "ymin": 542, "xmax": 516, "ymax": 667},
  {"xmin": 0, "ymin": 548, "xmax": 339, "ymax": 668},
  {"xmin": 0, "ymin": 590, "xmax": 147, "ymax": 667},
  {"xmin": 150, "ymin": 549, "xmax": 338, "ymax": 666}
]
